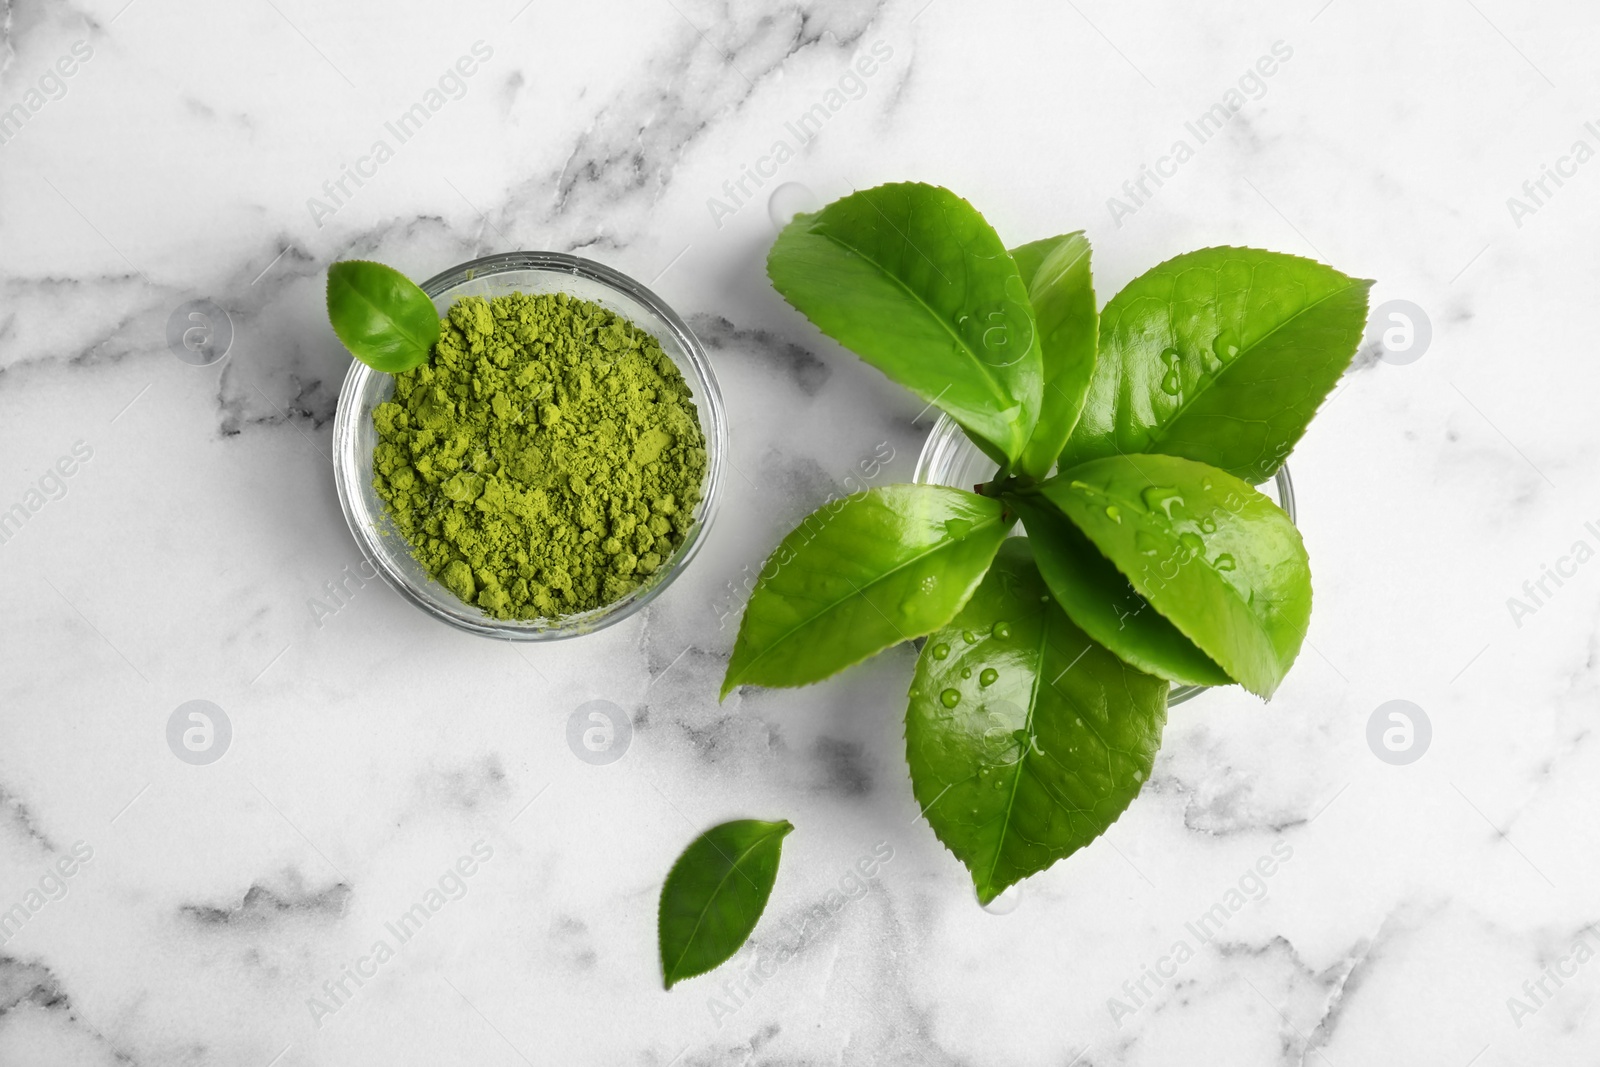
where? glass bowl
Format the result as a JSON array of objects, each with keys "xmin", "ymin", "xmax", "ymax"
[
  {"xmin": 332, "ymin": 251, "xmax": 726, "ymax": 641},
  {"xmin": 912, "ymin": 413, "xmax": 1296, "ymax": 706}
]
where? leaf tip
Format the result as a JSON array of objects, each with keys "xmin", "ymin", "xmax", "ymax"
[{"xmin": 1244, "ymin": 679, "xmax": 1281, "ymax": 701}]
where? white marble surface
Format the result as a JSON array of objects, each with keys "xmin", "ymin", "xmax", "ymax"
[{"xmin": 2, "ymin": 0, "xmax": 1598, "ymax": 1063}]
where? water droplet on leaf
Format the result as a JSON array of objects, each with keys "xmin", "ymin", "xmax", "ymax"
[
  {"xmin": 1140, "ymin": 486, "xmax": 1184, "ymax": 519},
  {"xmin": 1213, "ymin": 553, "xmax": 1236, "ymax": 572},
  {"xmin": 1104, "ymin": 505, "xmax": 1122, "ymax": 523},
  {"xmin": 992, "ymin": 621, "xmax": 1011, "ymax": 639},
  {"xmin": 1212, "ymin": 330, "xmax": 1242, "ymax": 363},
  {"xmin": 1159, "ymin": 348, "xmax": 1182, "ymax": 396},
  {"xmin": 980, "ymin": 668, "xmax": 999, "ymax": 687},
  {"xmin": 978, "ymin": 882, "xmax": 1022, "ymax": 915},
  {"xmin": 766, "ymin": 181, "xmax": 821, "ymax": 229},
  {"xmin": 931, "ymin": 643, "xmax": 950, "ymax": 660},
  {"xmin": 940, "ymin": 688, "xmax": 961, "ymax": 708}
]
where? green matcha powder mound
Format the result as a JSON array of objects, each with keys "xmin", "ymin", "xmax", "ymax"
[{"xmin": 371, "ymin": 291, "xmax": 707, "ymax": 620}]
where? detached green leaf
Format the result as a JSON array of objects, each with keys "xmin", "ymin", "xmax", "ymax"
[
  {"xmin": 659, "ymin": 819, "xmax": 792, "ymax": 989},
  {"xmin": 326, "ymin": 260, "xmax": 441, "ymax": 373},
  {"xmin": 1011, "ymin": 233, "xmax": 1098, "ymax": 479},
  {"xmin": 1064, "ymin": 247, "xmax": 1373, "ymax": 483},
  {"xmin": 1008, "ymin": 493, "xmax": 1231, "ymax": 688},
  {"xmin": 1032, "ymin": 454, "xmax": 1311, "ymax": 698},
  {"xmin": 722, "ymin": 485, "xmax": 1009, "ymax": 697},
  {"xmin": 906, "ymin": 539, "xmax": 1167, "ymax": 905},
  {"xmin": 768, "ymin": 182, "xmax": 1042, "ymax": 463}
]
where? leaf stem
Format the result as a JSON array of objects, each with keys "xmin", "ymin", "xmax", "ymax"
[{"xmin": 977, "ymin": 471, "xmax": 1037, "ymax": 499}]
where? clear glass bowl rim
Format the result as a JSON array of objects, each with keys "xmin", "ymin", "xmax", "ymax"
[
  {"xmin": 331, "ymin": 250, "xmax": 727, "ymax": 641},
  {"xmin": 912, "ymin": 413, "xmax": 1296, "ymax": 706}
]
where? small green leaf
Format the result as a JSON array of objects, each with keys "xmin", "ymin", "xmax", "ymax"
[
  {"xmin": 659, "ymin": 818, "xmax": 793, "ymax": 989},
  {"xmin": 1032, "ymin": 454, "xmax": 1311, "ymax": 698},
  {"xmin": 1011, "ymin": 233, "xmax": 1098, "ymax": 479},
  {"xmin": 906, "ymin": 539, "xmax": 1167, "ymax": 904},
  {"xmin": 767, "ymin": 182, "xmax": 1042, "ymax": 464},
  {"xmin": 722, "ymin": 484, "xmax": 1009, "ymax": 698},
  {"xmin": 1063, "ymin": 247, "xmax": 1373, "ymax": 482},
  {"xmin": 1008, "ymin": 493, "xmax": 1231, "ymax": 688},
  {"xmin": 326, "ymin": 260, "xmax": 442, "ymax": 373}
]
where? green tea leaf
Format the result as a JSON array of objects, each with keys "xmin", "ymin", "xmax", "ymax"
[
  {"xmin": 326, "ymin": 260, "xmax": 442, "ymax": 373},
  {"xmin": 659, "ymin": 819, "xmax": 792, "ymax": 989},
  {"xmin": 768, "ymin": 182, "xmax": 1042, "ymax": 463},
  {"xmin": 1063, "ymin": 247, "xmax": 1373, "ymax": 483},
  {"xmin": 1006, "ymin": 235, "xmax": 1066, "ymax": 286},
  {"xmin": 1011, "ymin": 233, "xmax": 1098, "ymax": 479},
  {"xmin": 1007, "ymin": 493, "xmax": 1231, "ymax": 688},
  {"xmin": 722, "ymin": 484, "xmax": 1009, "ymax": 698},
  {"xmin": 1032, "ymin": 454, "xmax": 1310, "ymax": 698},
  {"xmin": 906, "ymin": 539, "xmax": 1167, "ymax": 904}
]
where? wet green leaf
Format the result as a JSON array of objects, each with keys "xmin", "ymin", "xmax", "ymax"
[
  {"xmin": 1031, "ymin": 454, "xmax": 1311, "ymax": 698},
  {"xmin": 722, "ymin": 484, "xmax": 1009, "ymax": 697},
  {"xmin": 1007, "ymin": 492, "xmax": 1231, "ymax": 688},
  {"xmin": 906, "ymin": 540, "xmax": 1167, "ymax": 904},
  {"xmin": 1063, "ymin": 247, "xmax": 1372, "ymax": 482}
]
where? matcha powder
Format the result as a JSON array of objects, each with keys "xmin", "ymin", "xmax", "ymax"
[{"xmin": 371, "ymin": 291, "xmax": 707, "ymax": 619}]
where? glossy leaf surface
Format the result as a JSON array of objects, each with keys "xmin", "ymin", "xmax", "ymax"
[
  {"xmin": 1007, "ymin": 492, "xmax": 1231, "ymax": 688},
  {"xmin": 722, "ymin": 485, "xmax": 1009, "ymax": 697},
  {"xmin": 906, "ymin": 539, "xmax": 1167, "ymax": 903},
  {"xmin": 768, "ymin": 182, "xmax": 1042, "ymax": 463},
  {"xmin": 1010, "ymin": 232, "xmax": 1098, "ymax": 478},
  {"xmin": 1063, "ymin": 247, "xmax": 1372, "ymax": 482},
  {"xmin": 326, "ymin": 260, "xmax": 441, "ymax": 373},
  {"xmin": 1032, "ymin": 454, "xmax": 1310, "ymax": 698}
]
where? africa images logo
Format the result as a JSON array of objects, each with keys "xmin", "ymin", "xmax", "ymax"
[
  {"xmin": 705, "ymin": 41, "xmax": 894, "ymax": 230},
  {"xmin": 305, "ymin": 41, "xmax": 494, "ymax": 228},
  {"xmin": 305, "ymin": 841, "xmax": 494, "ymax": 1026}
]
